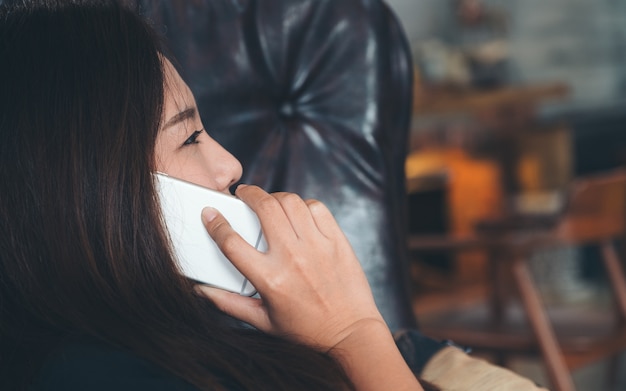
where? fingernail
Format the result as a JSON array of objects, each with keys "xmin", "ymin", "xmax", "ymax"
[
  {"xmin": 234, "ymin": 184, "xmax": 248, "ymax": 195},
  {"xmin": 201, "ymin": 206, "xmax": 218, "ymax": 224}
]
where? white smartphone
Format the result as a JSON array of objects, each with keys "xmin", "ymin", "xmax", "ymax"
[{"xmin": 154, "ymin": 172, "xmax": 265, "ymax": 296}]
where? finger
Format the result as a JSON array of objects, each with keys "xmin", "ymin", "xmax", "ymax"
[
  {"xmin": 195, "ymin": 285, "xmax": 271, "ymax": 331},
  {"xmin": 201, "ymin": 206, "xmax": 264, "ymax": 283},
  {"xmin": 271, "ymin": 192, "xmax": 319, "ymax": 239},
  {"xmin": 304, "ymin": 199, "xmax": 344, "ymax": 239},
  {"xmin": 234, "ymin": 185, "xmax": 297, "ymax": 244}
]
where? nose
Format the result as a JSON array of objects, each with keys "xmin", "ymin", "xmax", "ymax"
[{"xmin": 209, "ymin": 138, "xmax": 243, "ymax": 194}]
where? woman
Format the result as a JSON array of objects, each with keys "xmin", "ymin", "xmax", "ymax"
[{"xmin": 0, "ymin": 1, "xmax": 423, "ymax": 390}]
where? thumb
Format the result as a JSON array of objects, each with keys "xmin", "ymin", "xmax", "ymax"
[
  {"xmin": 201, "ymin": 206, "xmax": 260, "ymax": 282},
  {"xmin": 195, "ymin": 285, "xmax": 270, "ymax": 331}
]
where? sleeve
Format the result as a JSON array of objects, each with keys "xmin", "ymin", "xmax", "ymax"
[
  {"xmin": 420, "ymin": 346, "xmax": 550, "ymax": 391},
  {"xmin": 394, "ymin": 328, "xmax": 450, "ymax": 375}
]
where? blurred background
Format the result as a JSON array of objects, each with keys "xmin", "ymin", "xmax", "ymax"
[{"xmin": 386, "ymin": 0, "xmax": 626, "ymax": 389}]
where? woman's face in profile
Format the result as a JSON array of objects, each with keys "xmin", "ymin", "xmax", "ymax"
[{"xmin": 154, "ymin": 59, "xmax": 242, "ymax": 194}]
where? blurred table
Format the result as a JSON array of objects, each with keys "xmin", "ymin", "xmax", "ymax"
[
  {"xmin": 413, "ymin": 82, "xmax": 569, "ymax": 117},
  {"xmin": 410, "ymin": 81, "xmax": 571, "ymax": 206},
  {"xmin": 407, "ymin": 81, "xmax": 571, "ymax": 281}
]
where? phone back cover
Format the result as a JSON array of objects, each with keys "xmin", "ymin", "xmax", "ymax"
[{"xmin": 155, "ymin": 174, "xmax": 265, "ymax": 295}]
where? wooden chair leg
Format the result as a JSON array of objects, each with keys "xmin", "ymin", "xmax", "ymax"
[
  {"xmin": 511, "ymin": 255, "xmax": 576, "ymax": 391},
  {"xmin": 600, "ymin": 240, "xmax": 626, "ymax": 321},
  {"xmin": 600, "ymin": 241, "xmax": 626, "ymax": 389},
  {"xmin": 489, "ymin": 249, "xmax": 509, "ymax": 326}
]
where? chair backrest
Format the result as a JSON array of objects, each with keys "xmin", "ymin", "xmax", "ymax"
[
  {"xmin": 558, "ymin": 168, "xmax": 626, "ymax": 243},
  {"xmin": 138, "ymin": 0, "xmax": 417, "ymax": 331}
]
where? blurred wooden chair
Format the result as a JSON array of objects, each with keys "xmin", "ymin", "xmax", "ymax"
[{"xmin": 408, "ymin": 168, "xmax": 626, "ymax": 391}]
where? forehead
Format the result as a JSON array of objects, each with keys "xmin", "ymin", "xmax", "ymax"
[{"xmin": 162, "ymin": 59, "xmax": 195, "ymax": 116}]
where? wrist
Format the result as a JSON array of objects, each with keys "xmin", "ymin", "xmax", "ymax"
[
  {"xmin": 326, "ymin": 317, "xmax": 391, "ymax": 356},
  {"xmin": 326, "ymin": 319, "xmax": 424, "ymax": 391}
]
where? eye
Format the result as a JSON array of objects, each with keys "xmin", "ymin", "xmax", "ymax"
[{"xmin": 182, "ymin": 129, "xmax": 204, "ymax": 146}]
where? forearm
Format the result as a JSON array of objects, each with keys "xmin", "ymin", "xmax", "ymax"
[{"xmin": 329, "ymin": 320, "xmax": 424, "ymax": 391}]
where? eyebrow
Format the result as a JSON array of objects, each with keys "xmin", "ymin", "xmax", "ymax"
[{"xmin": 161, "ymin": 107, "xmax": 197, "ymax": 130}]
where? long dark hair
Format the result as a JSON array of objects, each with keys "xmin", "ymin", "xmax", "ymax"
[{"xmin": 0, "ymin": 1, "xmax": 353, "ymax": 389}]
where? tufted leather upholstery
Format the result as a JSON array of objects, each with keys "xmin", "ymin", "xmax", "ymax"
[{"xmin": 137, "ymin": 0, "xmax": 416, "ymax": 332}]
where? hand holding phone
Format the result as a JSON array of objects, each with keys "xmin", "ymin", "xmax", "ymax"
[{"xmin": 154, "ymin": 172, "xmax": 265, "ymax": 295}]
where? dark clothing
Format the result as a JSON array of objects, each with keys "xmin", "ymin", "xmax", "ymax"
[
  {"xmin": 32, "ymin": 339, "xmax": 201, "ymax": 391},
  {"xmin": 30, "ymin": 331, "xmax": 444, "ymax": 390}
]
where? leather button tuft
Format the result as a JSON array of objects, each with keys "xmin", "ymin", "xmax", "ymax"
[{"xmin": 279, "ymin": 102, "xmax": 296, "ymax": 118}]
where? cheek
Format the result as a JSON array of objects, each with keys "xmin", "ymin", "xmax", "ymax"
[
  {"xmin": 153, "ymin": 144, "xmax": 216, "ymax": 189},
  {"xmin": 176, "ymin": 144, "xmax": 218, "ymax": 188},
  {"xmin": 152, "ymin": 132, "xmax": 240, "ymax": 191}
]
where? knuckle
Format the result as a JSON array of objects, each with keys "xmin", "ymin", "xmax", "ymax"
[
  {"xmin": 265, "ymin": 273, "xmax": 289, "ymax": 293},
  {"xmin": 255, "ymin": 197, "xmax": 278, "ymax": 215},
  {"xmin": 208, "ymin": 218, "xmax": 230, "ymax": 237},
  {"xmin": 272, "ymin": 191, "xmax": 290, "ymax": 198},
  {"xmin": 278, "ymin": 193, "xmax": 304, "ymax": 209},
  {"xmin": 283, "ymin": 193, "xmax": 303, "ymax": 204},
  {"xmin": 306, "ymin": 199, "xmax": 329, "ymax": 215},
  {"xmin": 219, "ymin": 234, "xmax": 240, "ymax": 254}
]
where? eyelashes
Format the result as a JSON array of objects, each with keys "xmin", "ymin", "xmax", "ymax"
[{"xmin": 182, "ymin": 128, "xmax": 205, "ymax": 146}]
